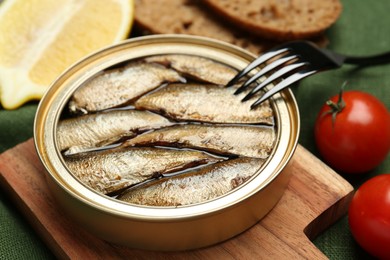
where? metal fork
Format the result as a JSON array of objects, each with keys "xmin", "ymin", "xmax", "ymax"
[{"xmin": 226, "ymin": 41, "xmax": 390, "ymax": 109}]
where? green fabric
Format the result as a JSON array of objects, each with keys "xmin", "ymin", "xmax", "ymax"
[{"xmin": 0, "ymin": 0, "xmax": 389, "ymax": 258}]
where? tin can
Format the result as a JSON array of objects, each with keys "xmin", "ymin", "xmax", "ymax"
[{"xmin": 34, "ymin": 35, "xmax": 300, "ymax": 251}]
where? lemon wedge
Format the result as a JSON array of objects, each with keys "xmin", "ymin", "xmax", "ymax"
[{"xmin": 0, "ymin": 0, "xmax": 134, "ymax": 109}]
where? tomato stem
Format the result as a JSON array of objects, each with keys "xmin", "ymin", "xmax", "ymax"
[{"xmin": 323, "ymin": 81, "xmax": 348, "ymax": 126}]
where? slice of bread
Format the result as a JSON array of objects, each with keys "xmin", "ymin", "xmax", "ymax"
[
  {"xmin": 134, "ymin": 0, "xmax": 278, "ymax": 54},
  {"xmin": 134, "ymin": 0, "xmax": 329, "ymax": 54},
  {"xmin": 202, "ymin": 0, "xmax": 342, "ymax": 41}
]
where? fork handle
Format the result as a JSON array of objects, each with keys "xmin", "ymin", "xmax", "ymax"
[{"xmin": 344, "ymin": 51, "xmax": 390, "ymax": 66}]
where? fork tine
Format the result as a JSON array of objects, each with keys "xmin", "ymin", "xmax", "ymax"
[
  {"xmin": 250, "ymin": 69, "xmax": 317, "ymax": 109},
  {"xmin": 225, "ymin": 47, "xmax": 289, "ymax": 87},
  {"xmin": 234, "ymin": 54, "xmax": 298, "ymax": 95},
  {"xmin": 241, "ymin": 62, "xmax": 307, "ymax": 102}
]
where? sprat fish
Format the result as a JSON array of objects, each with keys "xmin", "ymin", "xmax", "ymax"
[
  {"xmin": 122, "ymin": 124, "xmax": 275, "ymax": 159},
  {"xmin": 117, "ymin": 157, "xmax": 265, "ymax": 206},
  {"xmin": 65, "ymin": 147, "xmax": 222, "ymax": 195},
  {"xmin": 68, "ymin": 62, "xmax": 185, "ymax": 114},
  {"xmin": 134, "ymin": 83, "xmax": 274, "ymax": 124},
  {"xmin": 57, "ymin": 110, "xmax": 173, "ymax": 155},
  {"xmin": 145, "ymin": 54, "xmax": 237, "ymax": 85}
]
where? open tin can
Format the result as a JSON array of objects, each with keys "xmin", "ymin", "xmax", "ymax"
[{"xmin": 34, "ymin": 35, "xmax": 300, "ymax": 251}]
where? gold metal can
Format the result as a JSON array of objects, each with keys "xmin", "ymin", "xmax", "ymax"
[{"xmin": 34, "ymin": 35, "xmax": 300, "ymax": 251}]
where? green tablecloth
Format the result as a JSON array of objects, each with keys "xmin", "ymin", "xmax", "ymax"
[{"xmin": 0, "ymin": 0, "xmax": 389, "ymax": 259}]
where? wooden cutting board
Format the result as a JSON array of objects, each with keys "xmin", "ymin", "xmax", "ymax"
[{"xmin": 0, "ymin": 139, "xmax": 353, "ymax": 259}]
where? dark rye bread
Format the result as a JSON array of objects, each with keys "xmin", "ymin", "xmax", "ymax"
[
  {"xmin": 134, "ymin": 0, "xmax": 328, "ymax": 55},
  {"xmin": 134, "ymin": 0, "xmax": 276, "ymax": 54},
  {"xmin": 202, "ymin": 0, "xmax": 342, "ymax": 41}
]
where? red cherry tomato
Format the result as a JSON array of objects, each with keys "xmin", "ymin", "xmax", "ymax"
[
  {"xmin": 348, "ymin": 174, "xmax": 390, "ymax": 259},
  {"xmin": 314, "ymin": 90, "xmax": 390, "ymax": 174}
]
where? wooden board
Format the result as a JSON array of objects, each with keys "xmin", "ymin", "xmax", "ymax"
[{"xmin": 0, "ymin": 139, "xmax": 353, "ymax": 259}]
